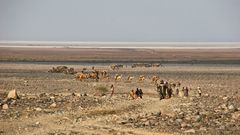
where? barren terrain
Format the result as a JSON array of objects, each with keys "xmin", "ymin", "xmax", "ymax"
[
  {"xmin": 0, "ymin": 47, "xmax": 240, "ymax": 135},
  {"xmin": 0, "ymin": 47, "xmax": 240, "ymax": 63}
]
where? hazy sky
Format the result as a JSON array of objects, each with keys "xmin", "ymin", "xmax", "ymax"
[{"xmin": 0, "ymin": 0, "xmax": 239, "ymax": 42}]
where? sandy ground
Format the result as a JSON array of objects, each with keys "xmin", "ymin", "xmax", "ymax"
[
  {"xmin": 0, "ymin": 63, "xmax": 240, "ymax": 135},
  {"xmin": 0, "ymin": 47, "xmax": 240, "ymax": 62}
]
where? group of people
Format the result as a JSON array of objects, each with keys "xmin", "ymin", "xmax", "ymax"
[
  {"xmin": 179, "ymin": 87, "xmax": 189, "ymax": 97},
  {"xmin": 110, "ymin": 84, "xmax": 143, "ymax": 99},
  {"xmin": 156, "ymin": 80, "xmax": 191, "ymax": 100},
  {"xmin": 109, "ymin": 82, "xmax": 202, "ymax": 100},
  {"xmin": 128, "ymin": 88, "xmax": 143, "ymax": 99},
  {"xmin": 156, "ymin": 81, "xmax": 173, "ymax": 100}
]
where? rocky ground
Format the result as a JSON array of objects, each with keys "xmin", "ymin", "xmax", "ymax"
[{"xmin": 0, "ymin": 63, "xmax": 240, "ymax": 135}]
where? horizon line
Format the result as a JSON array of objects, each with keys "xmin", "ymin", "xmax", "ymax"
[
  {"xmin": 1, "ymin": 41, "xmax": 240, "ymax": 44},
  {"xmin": 0, "ymin": 41, "xmax": 240, "ymax": 49}
]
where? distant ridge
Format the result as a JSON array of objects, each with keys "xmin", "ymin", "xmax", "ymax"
[{"xmin": 0, "ymin": 41, "xmax": 240, "ymax": 49}]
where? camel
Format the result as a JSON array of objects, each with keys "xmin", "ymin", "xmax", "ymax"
[
  {"xmin": 75, "ymin": 73, "xmax": 89, "ymax": 81},
  {"xmin": 152, "ymin": 76, "xmax": 160, "ymax": 83},
  {"xmin": 110, "ymin": 64, "xmax": 124, "ymax": 70},
  {"xmin": 115, "ymin": 74, "xmax": 122, "ymax": 81},
  {"xmin": 75, "ymin": 70, "xmax": 99, "ymax": 81},
  {"xmin": 127, "ymin": 75, "xmax": 134, "ymax": 81},
  {"xmin": 138, "ymin": 75, "xmax": 145, "ymax": 81},
  {"xmin": 88, "ymin": 71, "xmax": 99, "ymax": 81},
  {"xmin": 152, "ymin": 64, "xmax": 161, "ymax": 67}
]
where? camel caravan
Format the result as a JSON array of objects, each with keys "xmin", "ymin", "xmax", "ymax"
[
  {"xmin": 75, "ymin": 67, "xmax": 100, "ymax": 81},
  {"xmin": 109, "ymin": 63, "xmax": 162, "ymax": 70},
  {"xmin": 48, "ymin": 66, "xmax": 77, "ymax": 74},
  {"xmin": 72, "ymin": 65, "xmax": 162, "ymax": 83},
  {"xmin": 75, "ymin": 66, "xmax": 112, "ymax": 81},
  {"xmin": 47, "ymin": 64, "xmax": 174, "ymax": 85},
  {"xmin": 47, "ymin": 64, "xmax": 195, "ymax": 101},
  {"xmin": 131, "ymin": 63, "xmax": 162, "ymax": 68},
  {"xmin": 110, "ymin": 64, "xmax": 124, "ymax": 70},
  {"xmin": 48, "ymin": 66, "xmax": 109, "ymax": 81}
]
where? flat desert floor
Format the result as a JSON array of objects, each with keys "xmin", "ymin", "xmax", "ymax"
[
  {"xmin": 0, "ymin": 62, "xmax": 240, "ymax": 135},
  {"xmin": 0, "ymin": 47, "xmax": 240, "ymax": 62}
]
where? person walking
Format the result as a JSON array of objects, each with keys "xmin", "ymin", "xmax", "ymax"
[
  {"xmin": 110, "ymin": 84, "xmax": 115, "ymax": 98},
  {"xmin": 184, "ymin": 87, "xmax": 189, "ymax": 97},
  {"xmin": 139, "ymin": 88, "xmax": 143, "ymax": 99},
  {"xmin": 162, "ymin": 81, "xmax": 168, "ymax": 99},
  {"xmin": 128, "ymin": 89, "xmax": 136, "ymax": 99},
  {"xmin": 197, "ymin": 87, "xmax": 202, "ymax": 97},
  {"xmin": 135, "ymin": 88, "xmax": 140, "ymax": 98},
  {"xmin": 167, "ymin": 87, "xmax": 173, "ymax": 98},
  {"xmin": 135, "ymin": 88, "xmax": 143, "ymax": 99},
  {"xmin": 176, "ymin": 88, "xmax": 179, "ymax": 96},
  {"xmin": 157, "ymin": 81, "xmax": 164, "ymax": 100}
]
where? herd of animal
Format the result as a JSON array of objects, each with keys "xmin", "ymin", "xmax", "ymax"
[
  {"xmin": 48, "ymin": 65, "xmax": 198, "ymax": 100},
  {"xmin": 48, "ymin": 65, "xmax": 178, "ymax": 86},
  {"xmin": 48, "ymin": 66, "xmax": 76, "ymax": 74},
  {"xmin": 73, "ymin": 66, "xmax": 182, "ymax": 100},
  {"xmin": 48, "ymin": 64, "xmax": 162, "ymax": 82},
  {"xmin": 110, "ymin": 63, "xmax": 162, "ymax": 70},
  {"xmin": 74, "ymin": 67, "xmax": 162, "ymax": 83}
]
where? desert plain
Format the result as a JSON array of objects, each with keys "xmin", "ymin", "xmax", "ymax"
[{"xmin": 0, "ymin": 46, "xmax": 240, "ymax": 135}]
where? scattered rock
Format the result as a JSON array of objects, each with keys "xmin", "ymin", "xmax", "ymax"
[
  {"xmin": 220, "ymin": 104, "xmax": 227, "ymax": 110},
  {"xmin": 193, "ymin": 115, "xmax": 201, "ymax": 122},
  {"xmin": 140, "ymin": 118, "xmax": 148, "ymax": 122},
  {"xmin": 219, "ymin": 125, "xmax": 226, "ymax": 130},
  {"xmin": 71, "ymin": 93, "xmax": 76, "ymax": 96},
  {"xmin": 2, "ymin": 104, "xmax": 9, "ymax": 110},
  {"xmin": 35, "ymin": 121, "xmax": 40, "ymax": 125},
  {"xmin": 7, "ymin": 89, "xmax": 19, "ymax": 99},
  {"xmin": 39, "ymin": 93, "xmax": 47, "ymax": 98},
  {"xmin": 10, "ymin": 100, "xmax": 17, "ymax": 105},
  {"xmin": 43, "ymin": 109, "xmax": 55, "ymax": 113},
  {"xmin": 144, "ymin": 121, "xmax": 150, "ymax": 126},
  {"xmin": 65, "ymin": 89, "xmax": 70, "ymax": 91},
  {"xmin": 222, "ymin": 96, "xmax": 228, "ymax": 100},
  {"xmin": 232, "ymin": 111, "xmax": 240, "ymax": 120},
  {"xmin": 50, "ymin": 103, "xmax": 57, "ymax": 108},
  {"xmin": 184, "ymin": 129, "xmax": 195, "ymax": 133},
  {"xmin": 184, "ymin": 115, "xmax": 191, "ymax": 121},
  {"xmin": 228, "ymin": 105, "xmax": 235, "ymax": 110},
  {"xmin": 175, "ymin": 119, "xmax": 183, "ymax": 123},
  {"xmin": 181, "ymin": 123, "xmax": 187, "ymax": 128},
  {"xmin": 173, "ymin": 108, "xmax": 181, "ymax": 113},
  {"xmin": 24, "ymin": 81, "xmax": 28, "ymax": 86},
  {"xmin": 204, "ymin": 94, "xmax": 209, "ymax": 97},
  {"xmin": 117, "ymin": 121, "xmax": 127, "ymax": 125},
  {"xmin": 199, "ymin": 127, "xmax": 207, "ymax": 131},
  {"xmin": 35, "ymin": 107, "xmax": 42, "ymax": 112}
]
